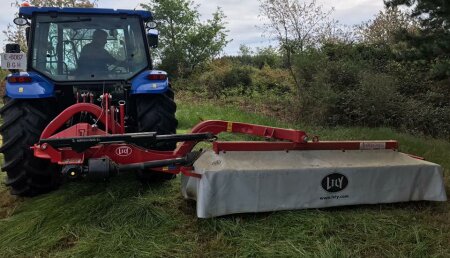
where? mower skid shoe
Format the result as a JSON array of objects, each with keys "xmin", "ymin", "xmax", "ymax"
[{"xmin": 181, "ymin": 150, "xmax": 447, "ymax": 218}]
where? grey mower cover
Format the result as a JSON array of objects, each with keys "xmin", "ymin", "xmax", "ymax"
[{"xmin": 181, "ymin": 149, "xmax": 447, "ymax": 218}]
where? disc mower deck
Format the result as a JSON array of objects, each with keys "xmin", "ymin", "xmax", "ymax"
[{"xmin": 182, "ymin": 149, "xmax": 446, "ymax": 218}]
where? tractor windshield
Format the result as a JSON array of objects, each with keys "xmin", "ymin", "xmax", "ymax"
[{"xmin": 31, "ymin": 14, "xmax": 149, "ymax": 81}]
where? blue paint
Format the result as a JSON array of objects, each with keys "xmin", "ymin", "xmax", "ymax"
[
  {"xmin": 19, "ymin": 7, "xmax": 153, "ymax": 21},
  {"xmin": 131, "ymin": 70, "xmax": 169, "ymax": 94},
  {"xmin": 6, "ymin": 72, "xmax": 55, "ymax": 99}
]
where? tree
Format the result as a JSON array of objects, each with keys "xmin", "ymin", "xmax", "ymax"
[
  {"xmin": 384, "ymin": 0, "xmax": 450, "ymax": 79},
  {"xmin": 184, "ymin": 10, "xmax": 228, "ymax": 73},
  {"xmin": 258, "ymin": 0, "xmax": 336, "ymax": 91},
  {"xmin": 253, "ymin": 46, "xmax": 282, "ymax": 68},
  {"xmin": 141, "ymin": 0, "xmax": 228, "ymax": 77},
  {"xmin": 3, "ymin": 0, "xmax": 97, "ymax": 52},
  {"xmin": 320, "ymin": 24, "xmax": 356, "ymax": 45},
  {"xmin": 238, "ymin": 44, "xmax": 253, "ymax": 57},
  {"xmin": 357, "ymin": 7, "xmax": 418, "ymax": 45}
]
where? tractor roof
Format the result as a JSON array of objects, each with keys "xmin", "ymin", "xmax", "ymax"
[{"xmin": 19, "ymin": 6, "xmax": 153, "ymax": 21}]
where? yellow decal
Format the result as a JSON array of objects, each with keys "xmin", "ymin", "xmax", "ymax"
[
  {"xmin": 18, "ymin": 87, "xmax": 24, "ymax": 93},
  {"xmin": 227, "ymin": 122, "xmax": 233, "ymax": 132}
]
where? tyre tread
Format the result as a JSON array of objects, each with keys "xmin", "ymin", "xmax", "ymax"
[
  {"xmin": 134, "ymin": 90, "xmax": 178, "ymax": 182},
  {"xmin": 0, "ymin": 97, "xmax": 59, "ymax": 196}
]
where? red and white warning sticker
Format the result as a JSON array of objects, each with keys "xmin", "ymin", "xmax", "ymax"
[{"xmin": 360, "ymin": 142, "xmax": 386, "ymax": 150}]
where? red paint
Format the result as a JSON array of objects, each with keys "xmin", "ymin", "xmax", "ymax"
[
  {"xmin": 180, "ymin": 167, "xmax": 202, "ymax": 178},
  {"xmin": 34, "ymin": 143, "xmax": 178, "ymax": 166},
  {"xmin": 212, "ymin": 140, "xmax": 398, "ymax": 153},
  {"xmin": 119, "ymin": 102, "xmax": 125, "ymax": 134},
  {"xmin": 174, "ymin": 120, "xmax": 308, "ymax": 156},
  {"xmin": 40, "ymin": 103, "xmax": 122, "ymax": 139}
]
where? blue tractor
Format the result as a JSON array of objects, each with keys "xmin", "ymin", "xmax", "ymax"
[{"xmin": 1, "ymin": 6, "xmax": 178, "ymax": 196}]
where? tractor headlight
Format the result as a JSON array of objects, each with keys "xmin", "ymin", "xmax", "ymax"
[{"xmin": 146, "ymin": 21, "xmax": 157, "ymax": 29}]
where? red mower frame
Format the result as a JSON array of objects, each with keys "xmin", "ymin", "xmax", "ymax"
[{"xmin": 33, "ymin": 96, "xmax": 399, "ymax": 179}]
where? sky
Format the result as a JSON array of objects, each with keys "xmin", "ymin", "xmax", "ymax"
[{"xmin": 0, "ymin": 0, "xmax": 385, "ymax": 55}]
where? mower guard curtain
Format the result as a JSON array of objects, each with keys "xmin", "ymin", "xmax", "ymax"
[{"xmin": 181, "ymin": 150, "xmax": 447, "ymax": 218}]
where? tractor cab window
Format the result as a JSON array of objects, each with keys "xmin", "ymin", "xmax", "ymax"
[{"xmin": 31, "ymin": 14, "xmax": 149, "ymax": 81}]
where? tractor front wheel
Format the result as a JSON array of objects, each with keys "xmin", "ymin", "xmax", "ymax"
[
  {"xmin": 0, "ymin": 97, "xmax": 60, "ymax": 196},
  {"xmin": 134, "ymin": 90, "xmax": 178, "ymax": 182}
]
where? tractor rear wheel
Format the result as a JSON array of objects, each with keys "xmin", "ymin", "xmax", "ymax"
[
  {"xmin": 134, "ymin": 89, "xmax": 178, "ymax": 182},
  {"xmin": 0, "ymin": 97, "xmax": 60, "ymax": 196}
]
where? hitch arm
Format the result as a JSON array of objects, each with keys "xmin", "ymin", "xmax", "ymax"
[
  {"xmin": 40, "ymin": 132, "xmax": 215, "ymax": 153},
  {"xmin": 175, "ymin": 120, "xmax": 308, "ymax": 155},
  {"xmin": 117, "ymin": 151, "xmax": 202, "ymax": 171}
]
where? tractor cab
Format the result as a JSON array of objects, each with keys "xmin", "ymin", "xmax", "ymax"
[
  {"xmin": 3, "ymin": 6, "xmax": 167, "ymax": 107},
  {"xmin": 14, "ymin": 6, "xmax": 157, "ymax": 82}
]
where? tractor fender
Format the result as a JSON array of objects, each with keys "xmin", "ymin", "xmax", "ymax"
[
  {"xmin": 130, "ymin": 70, "xmax": 169, "ymax": 94},
  {"xmin": 5, "ymin": 72, "xmax": 55, "ymax": 99}
]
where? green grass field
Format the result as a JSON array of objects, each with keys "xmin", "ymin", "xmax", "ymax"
[{"xmin": 0, "ymin": 98, "xmax": 449, "ymax": 257}]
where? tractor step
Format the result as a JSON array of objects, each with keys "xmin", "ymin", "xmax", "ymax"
[{"xmin": 182, "ymin": 149, "xmax": 447, "ymax": 218}]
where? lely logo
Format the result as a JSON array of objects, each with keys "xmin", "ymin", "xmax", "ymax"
[
  {"xmin": 321, "ymin": 173, "xmax": 348, "ymax": 192},
  {"xmin": 115, "ymin": 146, "xmax": 132, "ymax": 157}
]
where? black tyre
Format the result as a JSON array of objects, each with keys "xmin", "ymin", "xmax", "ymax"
[
  {"xmin": 0, "ymin": 97, "xmax": 60, "ymax": 196},
  {"xmin": 134, "ymin": 89, "xmax": 178, "ymax": 182}
]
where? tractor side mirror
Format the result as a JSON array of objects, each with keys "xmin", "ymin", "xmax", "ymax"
[{"xmin": 147, "ymin": 31, "xmax": 158, "ymax": 48}]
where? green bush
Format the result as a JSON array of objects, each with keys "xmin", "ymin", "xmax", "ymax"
[
  {"xmin": 221, "ymin": 65, "xmax": 255, "ymax": 95},
  {"xmin": 224, "ymin": 46, "xmax": 283, "ymax": 69},
  {"xmin": 328, "ymin": 73, "xmax": 403, "ymax": 127},
  {"xmin": 400, "ymin": 98, "xmax": 450, "ymax": 138},
  {"xmin": 252, "ymin": 65, "xmax": 294, "ymax": 94},
  {"xmin": 174, "ymin": 42, "xmax": 449, "ymax": 139},
  {"xmin": 293, "ymin": 50, "xmax": 327, "ymax": 89},
  {"xmin": 181, "ymin": 59, "xmax": 296, "ymax": 98},
  {"xmin": 324, "ymin": 61, "xmax": 361, "ymax": 91}
]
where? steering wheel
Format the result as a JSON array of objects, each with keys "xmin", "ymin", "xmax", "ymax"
[
  {"xmin": 108, "ymin": 58, "xmax": 131, "ymax": 73},
  {"xmin": 108, "ymin": 63, "xmax": 128, "ymax": 74}
]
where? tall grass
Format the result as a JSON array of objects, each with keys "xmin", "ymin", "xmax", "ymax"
[{"xmin": 0, "ymin": 98, "xmax": 448, "ymax": 257}]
